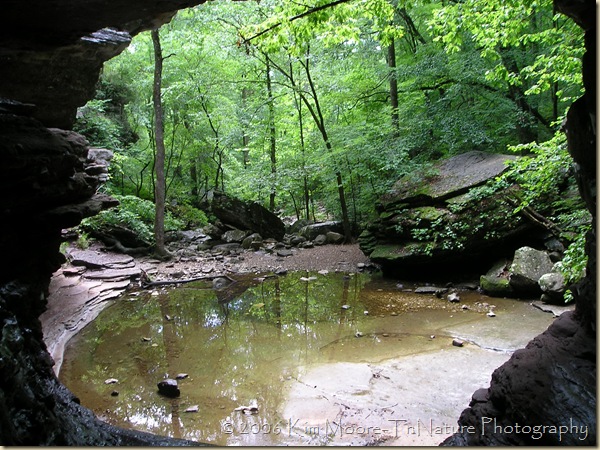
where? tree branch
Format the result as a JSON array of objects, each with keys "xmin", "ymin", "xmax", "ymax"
[{"xmin": 242, "ymin": 0, "xmax": 355, "ymax": 43}]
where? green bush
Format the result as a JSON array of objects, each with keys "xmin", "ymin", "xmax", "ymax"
[
  {"xmin": 168, "ymin": 201, "xmax": 210, "ymax": 229},
  {"xmin": 81, "ymin": 195, "xmax": 184, "ymax": 244}
]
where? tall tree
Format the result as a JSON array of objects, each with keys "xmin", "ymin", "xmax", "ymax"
[
  {"xmin": 151, "ymin": 28, "xmax": 170, "ymax": 258},
  {"xmin": 265, "ymin": 57, "xmax": 277, "ymax": 211}
]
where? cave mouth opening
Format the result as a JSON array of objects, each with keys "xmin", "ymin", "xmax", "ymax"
[{"xmin": 0, "ymin": 0, "xmax": 595, "ymax": 446}]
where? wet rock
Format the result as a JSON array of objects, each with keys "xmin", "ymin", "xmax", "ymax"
[
  {"xmin": 277, "ymin": 249, "xmax": 293, "ymax": 257},
  {"xmin": 184, "ymin": 405, "xmax": 199, "ymax": 413},
  {"xmin": 531, "ymin": 300, "xmax": 574, "ymax": 317},
  {"xmin": 452, "ymin": 339, "xmax": 464, "ymax": 347},
  {"xmin": 487, "ymin": 311, "xmax": 496, "ymax": 317},
  {"xmin": 175, "ymin": 373, "xmax": 188, "ymax": 380},
  {"xmin": 104, "ymin": 378, "xmax": 118, "ymax": 384},
  {"xmin": 212, "ymin": 277, "xmax": 230, "ymax": 289},
  {"xmin": 157, "ymin": 379, "xmax": 180, "ymax": 398}
]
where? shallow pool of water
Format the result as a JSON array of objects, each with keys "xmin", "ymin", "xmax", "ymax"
[{"xmin": 59, "ymin": 271, "xmax": 554, "ymax": 445}]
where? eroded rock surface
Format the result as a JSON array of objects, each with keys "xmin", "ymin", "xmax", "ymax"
[{"xmin": 359, "ymin": 151, "xmax": 537, "ymax": 277}]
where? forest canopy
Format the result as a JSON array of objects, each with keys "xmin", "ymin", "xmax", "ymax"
[{"xmin": 75, "ymin": 0, "xmax": 587, "ymax": 259}]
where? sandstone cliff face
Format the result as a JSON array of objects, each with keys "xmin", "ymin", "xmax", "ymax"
[{"xmin": 0, "ymin": 0, "xmax": 595, "ymax": 446}]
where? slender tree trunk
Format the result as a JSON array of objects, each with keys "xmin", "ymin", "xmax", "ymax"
[
  {"xmin": 190, "ymin": 158, "xmax": 198, "ymax": 201},
  {"xmin": 151, "ymin": 28, "xmax": 169, "ymax": 259},
  {"xmin": 387, "ymin": 37, "xmax": 400, "ymax": 136},
  {"xmin": 301, "ymin": 53, "xmax": 352, "ymax": 242},
  {"xmin": 266, "ymin": 58, "xmax": 277, "ymax": 211}
]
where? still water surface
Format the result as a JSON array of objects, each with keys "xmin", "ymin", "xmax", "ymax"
[{"xmin": 60, "ymin": 271, "xmax": 553, "ymax": 445}]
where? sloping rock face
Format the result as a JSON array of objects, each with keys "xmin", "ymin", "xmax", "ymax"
[
  {"xmin": 210, "ymin": 191, "xmax": 286, "ymax": 241},
  {"xmin": 359, "ymin": 151, "xmax": 536, "ymax": 277}
]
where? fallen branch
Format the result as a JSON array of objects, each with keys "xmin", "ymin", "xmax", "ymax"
[{"xmin": 504, "ymin": 196, "xmax": 564, "ymax": 237}]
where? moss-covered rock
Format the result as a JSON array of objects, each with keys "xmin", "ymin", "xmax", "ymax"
[{"xmin": 359, "ymin": 151, "xmax": 539, "ymax": 277}]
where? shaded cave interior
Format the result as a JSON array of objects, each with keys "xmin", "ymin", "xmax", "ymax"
[{"xmin": 0, "ymin": 0, "xmax": 595, "ymax": 445}]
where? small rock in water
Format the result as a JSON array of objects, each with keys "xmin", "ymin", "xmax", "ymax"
[
  {"xmin": 363, "ymin": 310, "xmax": 369, "ymax": 315},
  {"xmin": 355, "ymin": 331, "xmax": 364, "ymax": 338},
  {"xmin": 461, "ymin": 304, "xmax": 469, "ymax": 310},
  {"xmin": 341, "ymin": 304, "xmax": 350, "ymax": 310},
  {"xmin": 382, "ymin": 333, "xmax": 390, "ymax": 337},
  {"xmin": 234, "ymin": 399, "xmax": 259, "ymax": 415},
  {"xmin": 447, "ymin": 292, "xmax": 460, "ymax": 303},
  {"xmin": 157, "ymin": 379, "xmax": 180, "ymax": 398},
  {"xmin": 487, "ymin": 311, "xmax": 496, "ymax": 317},
  {"xmin": 184, "ymin": 405, "xmax": 199, "ymax": 413},
  {"xmin": 164, "ymin": 314, "xmax": 172, "ymax": 321},
  {"xmin": 390, "ymin": 312, "xmax": 398, "ymax": 316},
  {"xmin": 141, "ymin": 337, "xmax": 151, "ymax": 342},
  {"xmin": 274, "ymin": 268, "xmax": 288, "ymax": 276},
  {"xmin": 430, "ymin": 335, "xmax": 436, "ymax": 339},
  {"xmin": 110, "ymin": 390, "xmax": 119, "ymax": 397},
  {"xmin": 176, "ymin": 373, "xmax": 188, "ymax": 380},
  {"xmin": 357, "ymin": 263, "xmax": 366, "ymax": 269},
  {"xmin": 318, "ymin": 269, "xmax": 329, "ymax": 275},
  {"xmin": 452, "ymin": 339, "xmax": 464, "ymax": 347},
  {"xmin": 104, "ymin": 378, "xmax": 118, "ymax": 385}
]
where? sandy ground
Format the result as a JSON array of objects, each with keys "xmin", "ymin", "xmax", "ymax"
[{"xmin": 138, "ymin": 243, "xmax": 372, "ymax": 281}]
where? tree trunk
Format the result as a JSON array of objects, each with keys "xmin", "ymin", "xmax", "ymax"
[
  {"xmin": 266, "ymin": 58, "xmax": 277, "ymax": 211},
  {"xmin": 151, "ymin": 28, "xmax": 169, "ymax": 259},
  {"xmin": 387, "ymin": 37, "xmax": 399, "ymax": 136}
]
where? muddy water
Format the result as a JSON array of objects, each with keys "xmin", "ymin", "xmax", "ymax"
[{"xmin": 59, "ymin": 272, "xmax": 555, "ymax": 445}]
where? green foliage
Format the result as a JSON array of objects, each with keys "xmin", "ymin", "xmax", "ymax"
[
  {"xmin": 75, "ymin": 232, "xmax": 91, "ymax": 250},
  {"xmin": 81, "ymin": 195, "xmax": 184, "ymax": 244},
  {"xmin": 556, "ymin": 228, "xmax": 590, "ymax": 303},
  {"xmin": 80, "ymin": 0, "xmax": 585, "ymax": 240},
  {"xmin": 501, "ymin": 133, "xmax": 575, "ymax": 214},
  {"xmin": 169, "ymin": 202, "xmax": 210, "ymax": 229}
]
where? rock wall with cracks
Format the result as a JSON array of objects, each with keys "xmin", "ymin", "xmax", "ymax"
[{"xmin": 0, "ymin": 0, "xmax": 595, "ymax": 445}]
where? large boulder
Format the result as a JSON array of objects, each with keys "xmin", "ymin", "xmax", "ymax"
[
  {"xmin": 299, "ymin": 221, "xmax": 344, "ymax": 241},
  {"xmin": 359, "ymin": 151, "xmax": 542, "ymax": 277},
  {"xmin": 210, "ymin": 192, "xmax": 285, "ymax": 241},
  {"xmin": 508, "ymin": 246, "xmax": 554, "ymax": 295}
]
